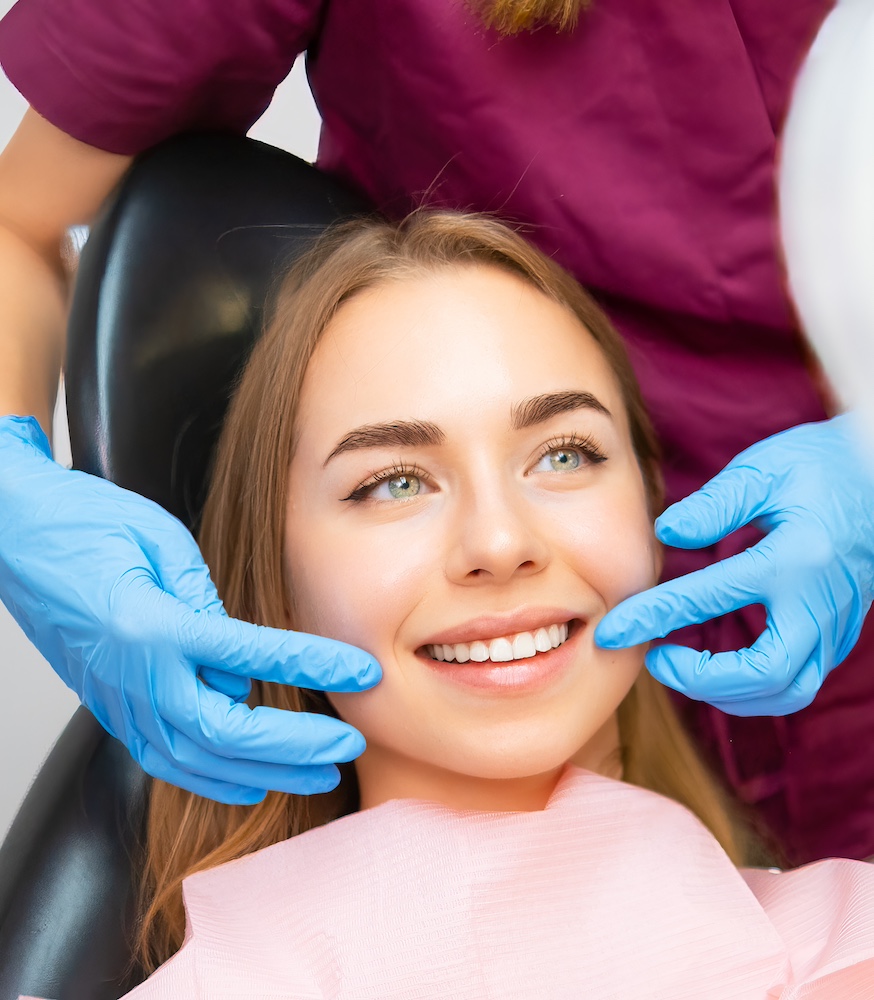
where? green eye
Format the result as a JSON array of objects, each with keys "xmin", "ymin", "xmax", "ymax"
[
  {"xmin": 548, "ymin": 449, "xmax": 581, "ymax": 472},
  {"xmin": 387, "ymin": 474, "xmax": 421, "ymax": 499}
]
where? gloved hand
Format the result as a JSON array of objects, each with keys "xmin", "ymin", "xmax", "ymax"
[
  {"xmin": 595, "ymin": 415, "xmax": 874, "ymax": 715},
  {"xmin": 0, "ymin": 415, "xmax": 381, "ymax": 804}
]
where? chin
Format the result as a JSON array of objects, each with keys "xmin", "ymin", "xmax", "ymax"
[{"xmin": 435, "ymin": 732, "xmax": 598, "ymax": 783}]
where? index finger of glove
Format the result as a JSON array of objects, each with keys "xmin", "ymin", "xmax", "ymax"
[
  {"xmin": 595, "ymin": 537, "xmax": 778, "ymax": 649},
  {"xmin": 656, "ymin": 462, "xmax": 774, "ymax": 549},
  {"xmin": 173, "ymin": 603, "xmax": 382, "ymax": 692}
]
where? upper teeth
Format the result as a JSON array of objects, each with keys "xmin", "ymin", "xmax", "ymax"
[{"xmin": 427, "ymin": 622, "xmax": 570, "ymax": 664}]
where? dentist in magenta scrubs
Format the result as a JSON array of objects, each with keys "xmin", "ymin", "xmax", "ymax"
[{"xmin": 0, "ymin": 0, "xmax": 870, "ymax": 865}]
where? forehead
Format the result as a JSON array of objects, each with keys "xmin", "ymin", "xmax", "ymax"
[{"xmin": 297, "ymin": 266, "xmax": 625, "ymax": 435}]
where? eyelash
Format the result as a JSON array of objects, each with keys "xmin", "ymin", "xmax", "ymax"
[
  {"xmin": 342, "ymin": 462, "xmax": 430, "ymax": 503},
  {"xmin": 341, "ymin": 434, "xmax": 608, "ymax": 504},
  {"xmin": 539, "ymin": 433, "xmax": 608, "ymax": 467}
]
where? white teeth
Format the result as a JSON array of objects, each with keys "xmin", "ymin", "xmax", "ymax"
[
  {"xmin": 427, "ymin": 621, "xmax": 572, "ymax": 665},
  {"xmin": 469, "ymin": 640, "xmax": 490, "ymax": 662},
  {"xmin": 534, "ymin": 627, "xmax": 552, "ymax": 653},
  {"xmin": 512, "ymin": 632, "xmax": 537, "ymax": 659},
  {"xmin": 489, "ymin": 637, "xmax": 514, "ymax": 662}
]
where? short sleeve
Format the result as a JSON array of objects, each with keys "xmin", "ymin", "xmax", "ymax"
[{"xmin": 0, "ymin": 0, "xmax": 324, "ymax": 154}]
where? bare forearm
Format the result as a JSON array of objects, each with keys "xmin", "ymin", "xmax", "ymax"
[
  {"xmin": 0, "ymin": 222, "xmax": 67, "ymax": 433},
  {"xmin": 0, "ymin": 108, "xmax": 133, "ymax": 435}
]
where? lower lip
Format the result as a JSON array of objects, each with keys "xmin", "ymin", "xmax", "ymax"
[{"xmin": 418, "ymin": 623, "xmax": 581, "ymax": 695}]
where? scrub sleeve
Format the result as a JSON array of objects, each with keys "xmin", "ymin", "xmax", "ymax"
[{"xmin": 2, "ymin": 0, "xmax": 866, "ymax": 865}]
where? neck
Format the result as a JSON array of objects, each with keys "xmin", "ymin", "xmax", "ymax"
[
  {"xmin": 355, "ymin": 714, "xmax": 623, "ymax": 813},
  {"xmin": 356, "ymin": 752, "xmax": 566, "ymax": 812}
]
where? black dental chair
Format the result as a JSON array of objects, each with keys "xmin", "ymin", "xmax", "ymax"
[{"xmin": 0, "ymin": 133, "xmax": 370, "ymax": 1000}]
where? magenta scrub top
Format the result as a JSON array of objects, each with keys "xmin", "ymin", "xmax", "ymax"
[{"xmin": 1, "ymin": 0, "xmax": 868, "ymax": 865}]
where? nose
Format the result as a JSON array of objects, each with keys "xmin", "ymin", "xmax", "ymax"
[{"xmin": 445, "ymin": 478, "xmax": 551, "ymax": 586}]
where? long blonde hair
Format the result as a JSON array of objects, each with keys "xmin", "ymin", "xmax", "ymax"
[{"xmin": 135, "ymin": 211, "xmax": 763, "ymax": 972}]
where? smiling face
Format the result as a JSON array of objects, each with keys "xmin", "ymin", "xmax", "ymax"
[{"xmin": 284, "ymin": 264, "xmax": 659, "ymax": 812}]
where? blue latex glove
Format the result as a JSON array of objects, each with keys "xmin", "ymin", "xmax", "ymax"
[
  {"xmin": 0, "ymin": 415, "xmax": 381, "ymax": 804},
  {"xmin": 595, "ymin": 415, "xmax": 874, "ymax": 716}
]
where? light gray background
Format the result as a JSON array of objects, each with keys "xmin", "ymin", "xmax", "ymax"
[{"xmin": 0, "ymin": 5, "xmax": 322, "ymax": 838}]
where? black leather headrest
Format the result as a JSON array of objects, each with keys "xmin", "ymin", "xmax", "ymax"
[{"xmin": 67, "ymin": 131, "xmax": 369, "ymax": 529}]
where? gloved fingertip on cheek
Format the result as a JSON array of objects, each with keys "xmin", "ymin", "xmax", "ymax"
[
  {"xmin": 339, "ymin": 654, "xmax": 382, "ymax": 688},
  {"xmin": 593, "ymin": 617, "xmax": 628, "ymax": 649},
  {"xmin": 360, "ymin": 657, "xmax": 382, "ymax": 686},
  {"xmin": 654, "ymin": 511, "xmax": 697, "ymax": 546},
  {"xmin": 595, "ymin": 605, "xmax": 657, "ymax": 649}
]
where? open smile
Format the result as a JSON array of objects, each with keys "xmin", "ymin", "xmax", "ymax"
[
  {"xmin": 416, "ymin": 618, "xmax": 584, "ymax": 695},
  {"xmin": 424, "ymin": 620, "xmax": 574, "ymax": 664}
]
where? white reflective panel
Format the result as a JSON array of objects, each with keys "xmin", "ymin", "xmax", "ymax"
[{"xmin": 780, "ymin": 0, "xmax": 874, "ymax": 465}]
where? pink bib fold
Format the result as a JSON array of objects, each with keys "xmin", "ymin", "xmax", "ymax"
[{"xmin": 77, "ymin": 765, "xmax": 872, "ymax": 999}]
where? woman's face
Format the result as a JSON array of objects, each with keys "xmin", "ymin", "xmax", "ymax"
[{"xmin": 285, "ymin": 265, "xmax": 659, "ymax": 810}]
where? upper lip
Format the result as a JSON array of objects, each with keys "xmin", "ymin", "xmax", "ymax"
[{"xmin": 418, "ymin": 607, "xmax": 582, "ymax": 648}]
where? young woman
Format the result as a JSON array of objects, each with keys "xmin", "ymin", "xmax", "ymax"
[{"xmin": 51, "ymin": 211, "xmax": 865, "ymax": 999}]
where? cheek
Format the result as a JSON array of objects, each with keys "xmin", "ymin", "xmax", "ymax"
[
  {"xmin": 599, "ymin": 500, "xmax": 659, "ymax": 604},
  {"xmin": 547, "ymin": 477, "xmax": 658, "ymax": 611},
  {"xmin": 284, "ymin": 509, "xmax": 436, "ymax": 654}
]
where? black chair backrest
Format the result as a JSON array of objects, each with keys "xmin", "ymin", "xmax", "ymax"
[{"xmin": 0, "ymin": 132, "xmax": 370, "ymax": 1000}]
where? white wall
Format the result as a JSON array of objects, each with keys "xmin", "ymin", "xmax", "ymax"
[{"xmin": 0, "ymin": 15, "xmax": 322, "ymax": 839}]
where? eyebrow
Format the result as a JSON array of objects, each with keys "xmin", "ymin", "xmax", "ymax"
[
  {"xmin": 324, "ymin": 420, "xmax": 445, "ymax": 465},
  {"xmin": 511, "ymin": 390, "xmax": 612, "ymax": 429},
  {"xmin": 323, "ymin": 390, "xmax": 611, "ymax": 466}
]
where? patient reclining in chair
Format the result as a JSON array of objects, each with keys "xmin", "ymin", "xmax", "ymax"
[{"xmin": 26, "ymin": 212, "xmax": 874, "ymax": 998}]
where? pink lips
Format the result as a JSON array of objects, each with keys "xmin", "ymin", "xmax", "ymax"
[
  {"xmin": 417, "ymin": 616, "xmax": 583, "ymax": 695},
  {"xmin": 417, "ymin": 607, "xmax": 581, "ymax": 650}
]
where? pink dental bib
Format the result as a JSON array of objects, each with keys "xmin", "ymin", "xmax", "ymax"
[{"xmin": 25, "ymin": 766, "xmax": 874, "ymax": 998}]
